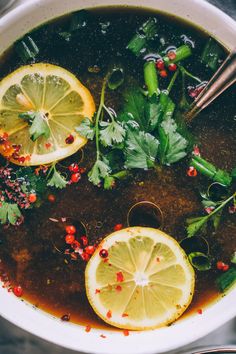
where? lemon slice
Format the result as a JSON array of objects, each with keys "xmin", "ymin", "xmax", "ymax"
[
  {"xmin": 0, "ymin": 63, "xmax": 95, "ymax": 165},
  {"xmin": 85, "ymin": 227, "xmax": 195, "ymax": 330}
]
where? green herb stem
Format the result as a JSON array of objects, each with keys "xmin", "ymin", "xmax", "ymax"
[
  {"xmin": 204, "ymin": 192, "xmax": 235, "ymax": 222},
  {"xmin": 180, "ymin": 66, "xmax": 202, "ymax": 83},
  {"xmin": 144, "ymin": 61, "xmax": 159, "ymax": 97},
  {"xmin": 163, "ymin": 45, "xmax": 192, "ymax": 65},
  {"xmin": 95, "ymin": 79, "xmax": 107, "ymax": 159},
  {"xmin": 167, "ymin": 69, "xmax": 179, "ymax": 93}
]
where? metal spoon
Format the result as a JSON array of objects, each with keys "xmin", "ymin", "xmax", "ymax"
[{"xmin": 185, "ymin": 49, "xmax": 236, "ymax": 122}]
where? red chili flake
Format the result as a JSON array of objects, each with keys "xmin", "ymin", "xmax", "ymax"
[
  {"xmin": 115, "ymin": 285, "xmax": 122, "ymax": 292},
  {"xmin": 48, "ymin": 194, "xmax": 56, "ymax": 202},
  {"xmin": 85, "ymin": 246, "xmax": 95, "ymax": 255},
  {"xmin": 81, "ymin": 236, "xmax": 88, "ymax": 246},
  {"xmin": 100, "ymin": 334, "xmax": 106, "ymax": 339},
  {"xmin": 65, "ymin": 134, "xmax": 74, "ymax": 144},
  {"xmin": 95, "ymin": 289, "xmax": 100, "ymax": 294},
  {"xmin": 123, "ymin": 330, "xmax": 129, "ymax": 337},
  {"xmin": 103, "ymin": 258, "xmax": 109, "ymax": 263},
  {"xmin": 156, "ymin": 257, "xmax": 160, "ymax": 262},
  {"xmin": 167, "ymin": 50, "xmax": 176, "ymax": 60},
  {"xmin": 0, "ymin": 132, "xmax": 8, "ymax": 144},
  {"xmin": 65, "ymin": 234, "xmax": 75, "ymax": 244},
  {"xmin": 116, "ymin": 271, "xmax": 124, "ymax": 282},
  {"xmin": 168, "ymin": 63, "xmax": 177, "ymax": 72},
  {"xmin": 156, "ymin": 59, "xmax": 165, "ymax": 70},
  {"xmin": 205, "ymin": 206, "xmax": 214, "ymax": 214},
  {"xmin": 70, "ymin": 172, "xmax": 81, "ymax": 183},
  {"xmin": 223, "ymin": 264, "xmax": 229, "ymax": 271},
  {"xmin": 61, "ymin": 313, "xmax": 70, "ymax": 321},
  {"xmin": 193, "ymin": 145, "xmax": 200, "ymax": 156},
  {"xmin": 13, "ymin": 285, "xmax": 23, "ymax": 297},
  {"xmin": 187, "ymin": 166, "xmax": 197, "ymax": 177},
  {"xmin": 79, "ymin": 167, "xmax": 86, "ymax": 174},
  {"xmin": 28, "ymin": 193, "xmax": 37, "ymax": 203},
  {"xmin": 18, "ymin": 156, "xmax": 26, "ymax": 164},
  {"xmin": 65, "ymin": 225, "xmax": 76, "ymax": 234},
  {"xmin": 69, "ymin": 163, "xmax": 79, "ymax": 173},
  {"xmin": 159, "ymin": 69, "xmax": 168, "ymax": 78},
  {"xmin": 85, "ymin": 325, "xmax": 91, "ymax": 333},
  {"xmin": 197, "ymin": 309, "xmax": 203, "ymax": 315},
  {"xmin": 99, "ymin": 249, "xmax": 108, "ymax": 258},
  {"xmin": 81, "ymin": 252, "xmax": 90, "ymax": 261},
  {"xmin": 122, "ymin": 313, "xmax": 129, "ymax": 317},
  {"xmin": 114, "ymin": 223, "xmax": 123, "ymax": 231},
  {"xmin": 228, "ymin": 205, "xmax": 236, "ymax": 214},
  {"xmin": 45, "ymin": 142, "xmax": 52, "ymax": 149},
  {"xmin": 71, "ymin": 240, "xmax": 81, "ymax": 250},
  {"xmin": 106, "ymin": 310, "xmax": 112, "ymax": 319}
]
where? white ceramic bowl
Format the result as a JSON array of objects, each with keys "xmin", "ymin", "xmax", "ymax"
[{"xmin": 0, "ymin": 1, "xmax": 235, "ymax": 353}]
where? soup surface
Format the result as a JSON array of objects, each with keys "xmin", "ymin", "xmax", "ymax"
[{"xmin": 0, "ymin": 7, "xmax": 235, "ymax": 330}]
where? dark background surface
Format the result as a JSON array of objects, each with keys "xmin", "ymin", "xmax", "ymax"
[{"xmin": 0, "ymin": 0, "xmax": 235, "ymax": 353}]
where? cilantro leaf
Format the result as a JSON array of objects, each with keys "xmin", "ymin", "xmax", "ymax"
[
  {"xmin": 47, "ymin": 165, "xmax": 67, "ymax": 189},
  {"xmin": 120, "ymin": 89, "xmax": 148, "ymax": 131},
  {"xmin": 88, "ymin": 159, "xmax": 111, "ymax": 186},
  {"xmin": 19, "ymin": 111, "xmax": 50, "ymax": 141},
  {"xmin": 76, "ymin": 118, "xmax": 95, "ymax": 140},
  {"xmin": 158, "ymin": 116, "xmax": 188, "ymax": 165},
  {"xmin": 0, "ymin": 202, "xmax": 22, "ymax": 225},
  {"xmin": 124, "ymin": 122, "xmax": 159, "ymax": 169},
  {"xmin": 100, "ymin": 120, "xmax": 125, "ymax": 147},
  {"xmin": 186, "ymin": 216, "xmax": 208, "ymax": 237},
  {"xmin": 104, "ymin": 175, "xmax": 116, "ymax": 190}
]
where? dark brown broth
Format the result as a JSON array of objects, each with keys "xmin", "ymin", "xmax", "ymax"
[{"xmin": 0, "ymin": 7, "xmax": 235, "ymax": 329}]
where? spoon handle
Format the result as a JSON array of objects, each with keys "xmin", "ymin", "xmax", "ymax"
[{"xmin": 185, "ymin": 49, "xmax": 236, "ymax": 122}]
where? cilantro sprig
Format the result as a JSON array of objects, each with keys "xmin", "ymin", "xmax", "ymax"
[{"xmin": 19, "ymin": 111, "xmax": 50, "ymax": 141}]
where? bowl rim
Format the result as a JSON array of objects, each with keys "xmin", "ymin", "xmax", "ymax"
[{"xmin": 0, "ymin": 1, "xmax": 236, "ymax": 353}]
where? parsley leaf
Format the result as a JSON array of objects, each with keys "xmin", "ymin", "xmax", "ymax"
[
  {"xmin": 0, "ymin": 202, "xmax": 22, "ymax": 225},
  {"xmin": 120, "ymin": 89, "xmax": 148, "ymax": 131},
  {"xmin": 47, "ymin": 165, "xmax": 67, "ymax": 189},
  {"xmin": 124, "ymin": 122, "xmax": 159, "ymax": 169},
  {"xmin": 100, "ymin": 120, "xmax": 125, "ymax": 147},
  {"xmin": 19, "ymin": 111, "xmax": 50, "ymax": 141},
  {"xmin": 88, "ymin": 158, "xmax": 111, "ymax": 186},
  {"xmin": 186, "ymin": 192, "xmax": 235, "ymax": 237},
  {"xmin": 186, "ymin": 215, "xmax": 209, "ymax": 237},
  {"xmin": 76, "ymin": 118, "xmax": 95, "ymax": 140},
  {"xmin": 158, "ymin": 116, "xmax": 188, "ymax": 165}
]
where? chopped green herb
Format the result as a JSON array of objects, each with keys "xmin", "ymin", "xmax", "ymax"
[
  {"xmin": 0, "ymin": 202, "xmax": 22, "ymax": 225},
  {"xmin": 216, "ymin": 267, "xmax": 236, "ymax": 292},
  {"xmin": 191, "ymin": 155, "xmax": 232, "ymax": 187},
  {"xmin": 47, "ymin": 164, "xmax": 67, "ymax": 189},
  {"xmin": 186, "ymin": 193, "xmax": 235, "ymax": 237},
  {"xmin": 107, "ymin": 64, "xmax": 125, "ymax": 90},
  {"xmin": 15, "ymin": 36, "xmax": 39, "ymax": 63},
  {"xmin": 124, "ymin": 122, "xmax": 159, "ymax": 169},
  {"xmin": 188, "ymin": 252, "xmax": 211, "ymax": 271},
  {"xmin": 19, "ymin": 111, "xmax": 50, "ymax": 142},
  {"xmin": 201, "ymin": 37, "xmax": 225, "ymax": 71},
  {"xmin": 144, "ymin": 61, "xmax": 159, "ymax": 97},
  {"xmin": 76, "ymin": 118, "xmax": 95, "ymax": 140},
  {"xmin": 100, "ymin": 120, "xmax": 125, "ymax": 147},
  {"xmin": 127, "ymin": 18, "xmax": 158, "ymax": 56},
  {"xmin": 158, "ymin": 116, "xmax": 188, "ymax": 165},
  {"xmin": 163, "ymin": 45, "xmax": 192, "ymax": 65},
  {"xmin": 88, "ymin": 158, "xmax": 111, "ymax": 186}
]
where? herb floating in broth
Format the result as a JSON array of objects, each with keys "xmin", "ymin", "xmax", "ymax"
[{"xmin": 0, "ymin": 7, "xmax": 235, "ymax": 329}]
